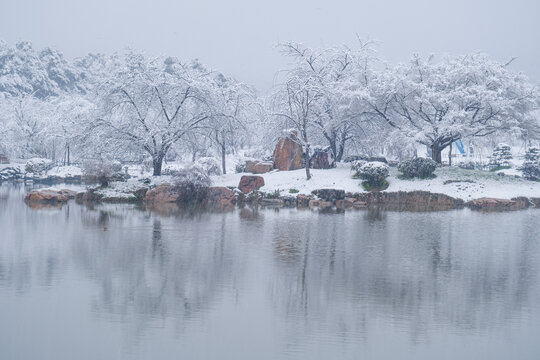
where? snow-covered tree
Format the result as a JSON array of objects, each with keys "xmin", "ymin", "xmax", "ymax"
[
  {"xmin": 271, "ymin": 51, "xmax": 326, "ymax": 179},
  {"xmin": 364, "ymin": 53, "xmax": 539, "ymax": 163},
  {"xmin": 0, "ymin": 41, "xmax": 83, "ymax": 98},
  {"xmin": 277, "ymin": 42, "xmax": 375, "ymax": 162},
  {"xmin": 207, "ymin": 73, "xmax": 257, "ymax": 174},
  {"xmin": 89, "ymin": 54, "xmax": 213, "ymax": 176},
  {"xmin": 489, "ymin": 143, "xmax": 512, "ymax": 168}
]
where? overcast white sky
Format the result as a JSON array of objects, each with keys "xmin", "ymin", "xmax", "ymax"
[{"xmin": 1, "ymin": 0, "xmax": 539, "ymax": 92}]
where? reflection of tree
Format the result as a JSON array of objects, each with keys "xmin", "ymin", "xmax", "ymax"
[
  {"xmin": 71, "ymin": 208, "xmax": 239, "ymax": 338},
  {"xmin": 269, "ymin": 210, "xmax": 540, "ymax": 344}
]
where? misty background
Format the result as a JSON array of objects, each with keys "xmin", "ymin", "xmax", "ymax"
[{"xmin": 1, "ymin": 0, "xmax": 539, "ymax": 92}]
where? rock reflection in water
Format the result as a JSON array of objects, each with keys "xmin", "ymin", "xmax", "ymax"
[{"xmin": 1, "ymin": 183, "xmax": 540, "ymax": 360}]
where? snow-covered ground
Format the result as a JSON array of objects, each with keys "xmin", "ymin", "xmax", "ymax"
[{"xmin": 212, "ymin": 162, "xmax": 540, "ymax": 201}]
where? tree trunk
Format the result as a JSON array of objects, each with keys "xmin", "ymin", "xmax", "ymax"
[
  {"xmin": 67, "ymin": 143, "xmax": 70, "ymax": 166},
  {"xmin": 152, "ymin": 154, "xmax": 164, "ymax": 176},
  {"xmin": 431, "ymin": 144, "xmax": 442, "ymax": 163},
  {"xmin": 336, "ymin": 137, "xmax": 346, "ymax": 162},
  {"xmin": 221, "ymin": 142, "xmax": 226, "ymax": 175},
  {"xmin": 448, "ymin": 142, "xmax": 453, "ymax": 166},
  {"xmin": 304, "ymin": 144, "xmax": 311, "ymax": 180}
]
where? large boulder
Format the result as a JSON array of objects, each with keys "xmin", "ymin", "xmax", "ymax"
[
  {"xmin": 296, "ymin": 194, "xmax": 313, "ymax": 207},
  {"xmin": 467, "ymin": 197, "xmax": 530, "ymax": 211},
  {"xmin": 273, "ymin": 130, "xmax": 303, "ymax": 171},
  {"xmin": 354, "ymin": 191, "xmax": 463, "ymax": 211},
  {"xmin": 238, "ymin": 175, "xmax": 265, "ymax": 194},
  {"xmin": 245, "ymin": 160, "xmax": 273, "ymax": 174},
  {"xmin": 144, "ymin": 185, "xmax": 179, "ymax": 203},
  {"xmin": 24, "ymin": 189, "xmax": 76, "ymax": 204},
  {"xmin": 0, "ymin": 154, "xmax": 9, "ymax": 164},
  {"xmin": 206, "ymin": 186, "xmax": 235, "ymax": 205},
  {"xmin": 310, "ymin": 147, "xmax": 335, "ymax": 169}
]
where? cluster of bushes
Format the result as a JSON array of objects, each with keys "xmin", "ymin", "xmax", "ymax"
[
  {"xmin": 82, "ymin": 159, "xmax": 128, "ymax": 186},
  {"xmin": 25, "ymin": 158, "xmax": 54, "ymax": 175},
  {"xmin": 397, "ymin": 157, "xmax": 437, "ymax": 179},
  {"xmin": 172, "ymin": 167, "xmax": 212, "ymax": 203}
]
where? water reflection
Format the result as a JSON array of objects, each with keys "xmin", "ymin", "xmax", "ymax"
[{"xmin": 1, "ymin": 183, "xmax": 540, "ymax": 359}]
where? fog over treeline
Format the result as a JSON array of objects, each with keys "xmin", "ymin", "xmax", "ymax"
[{"xmin": 0, "ymin": 39, "xmax": 538, "ymax": 176}]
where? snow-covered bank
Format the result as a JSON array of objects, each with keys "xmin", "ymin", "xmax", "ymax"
[{"xmin": 212, "ymin": 163, "xmax": 540, "ymax": 201}]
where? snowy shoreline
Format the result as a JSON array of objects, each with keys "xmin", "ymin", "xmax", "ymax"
[{"xmin": 212, "ymin": 163, "xmax": 540, "ymax": 202}]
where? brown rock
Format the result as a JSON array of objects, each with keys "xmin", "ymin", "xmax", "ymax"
[
  {"xmin": 0, "ymin": 154, "xmax": 9, "ymax": 164},
  {"xmin": 245, "ymin": 160, "xmax": 273, "ymax": 174},
  {"xmin": 238, "ymin": 175, "xmax": 264, "ymax": 194},
  {"xmin": 310, "ymin": 147, "xmax": 335, "ymax": 169},
  {"xmin": 336, "ymin": 198, "xmax": 355, "ymax": 209},
  {"xmin": 355, "ymin": 191, "xmax": 463, "ymax": 212},
  {"xmin": 308, "ymin": 200, "xmax": 319, "ymax": 207},
  {"xmin": 273, "ymin": 131, "xmax": 303, "ymax": 171},
  {"xmin": 252, "ymin": 162, "xmax": 273, "ymax": 174},
  {"xmin": 24, "ymin": 189, "xmax": 69, "ymax": 204},
  {"xmin": 260, "ymin": 198, "xmax": 283, "ymax": 207},
  {"xmin": 144, "ymin": 185, "xmax": 179, "ymax": 203},
  {"xmin": 296, "ymin": 194, "xmax": 313, "ymax": 207},
  {"xmin": 245, "ymin": 160, "xmax": 258, "ymax": 173},
  {"xmin": 353, "ymin": 201, "xmax": 368, "ymax": 208},
  {"xmin": 206, "ymin": 187, "xmax": 234, "ymax": 205},
  {"xmin": 318, "ymin": 201, "xmax": 333, "ymax": 209},
  {"xmin": 76, "ymin": 189, "xmax": 102, "ymax": 202},
  {"xmin": 467, "ymin": 197, "xmax": 529, "ymax": 211}
]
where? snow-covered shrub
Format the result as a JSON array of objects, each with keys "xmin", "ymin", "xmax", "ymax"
[
  {"xmin": 172, "ymin": 167, "xmax": 212, "ymax": 203},
  {"xmin": 520, "ymin": 147, "xmax": 540, "ymax": 180},
  {"xmin": 398, "ymin": 157, "xmax": 437, "ymax": 179},
  {"xmin": 82, "ymin": 159, "xmax": 125, "ymax": 187},
  {"xmin": 350, "ymin": 159, "xmax": 367, "ymax": 175},
  {"xmin": 194, "ymin": 157, "xmax": 222, "ymax": 176},
  {"xmin": 355, "ymin": 161, "xmax": 389, "ymax": 189},
  {"xmin": 489, "ymin": 143, "xmax": 512, "ymax": 168},
  {"xmin": 524, "ymin": 146, "xmax": 540, "ymax": 163},
  {"xmin": 25, "ymin": 158, "xmax": 54, "ymax": 175},
  {"xmin": 235, "ymin": 162, "xmax": 246, "ymax": 173},
  {"xmin": 521, "ymin": 162, "xmax": 540, "ymax": 181}
]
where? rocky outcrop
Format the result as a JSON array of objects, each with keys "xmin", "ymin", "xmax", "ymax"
[
  {"xmin": 206, "ymin": 186, "xmax": 235, "ymax": 205},
  {"xmin": 246, "ymin": 161, "xmax": 273, "ymax": 174},
  {"xmin": 296, "ymin": 194, "xmax": 313, "ymax": 207},
  {"xmin": 238, "ymin": 175, "xmax": 265, "ymax": 194},
  {"xmin": 144, "ymin": 185, "xmax": 180, "ymax": 203},
  {"xmin": 76, "ymin": 189, "xmax": 102, "ymax": 202},
  {"xmin": 308, "ymin": 200, "xmax": 333, "ymax": 209},
  {"xmin": 260, "ymin": 198, "xmax": 284, "ymax": 207},
  {"xmin": 273, "ymin": 131, "xmax": 303, "ymax": 171},
  {"xmin": 24, "ymin": 189, "xmax": 77, "ymax": 204},
  {"xmin": 310, "ymin": 147, "xmax": 335, "ymax": 169},
  {"xmin": 354, "ymin": 191, "xmax": 464, "ymax": 211},
  {"xmin": 467, "ymin": 197, "xmax": 530, "ymax": 211}
]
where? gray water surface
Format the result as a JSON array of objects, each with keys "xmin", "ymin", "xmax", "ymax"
[{"xmin": 1, "ymin": 184, "xmax": 539, "ymax": 360}]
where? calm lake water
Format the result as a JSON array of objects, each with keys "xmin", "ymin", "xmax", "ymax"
[{"xmin": 1, "ymin": 183, "xmax": 540, "ymax": 360}]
